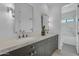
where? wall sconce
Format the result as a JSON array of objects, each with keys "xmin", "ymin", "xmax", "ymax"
[{"xmin": 7, "ymin": 7, "xmax": 15, "ymax": 18}]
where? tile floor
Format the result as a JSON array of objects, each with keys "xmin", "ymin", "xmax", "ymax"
[{"xmin": 52, "ymin": 43, "xmax": 77, "ymax": 56}]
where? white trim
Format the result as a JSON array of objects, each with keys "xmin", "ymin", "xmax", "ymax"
[{"xmin": 76, "ymin": 3, "xmax": 79, "ymax": 54}]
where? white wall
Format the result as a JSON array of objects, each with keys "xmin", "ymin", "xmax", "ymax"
[
  {"xmin": 48, "ymin": 6, "xmax": 61, "ymax": 34},
  {"xmin": 32, "ymin": 5, "xmax": 42, "ymax": 33},
  {"xmin": 0, "ymin": 4, "xmax": 15, "ymax": 39}
]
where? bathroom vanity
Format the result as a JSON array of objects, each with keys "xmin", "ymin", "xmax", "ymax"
[
  {"xmin": 0, "ymin": 3, "xmax": 59, "ymax": 56},
  {"xmin": 0, "ymin": 33, "xmax": 58, "ymax": 56}
]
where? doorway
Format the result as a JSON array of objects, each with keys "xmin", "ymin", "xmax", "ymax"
[{"xmin": 61, "ymin": 3, "xmax": 77, "ymax": 55}]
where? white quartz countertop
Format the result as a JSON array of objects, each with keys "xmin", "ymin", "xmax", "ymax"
[{"xmin": 0, "ymin": 33, "xmax": 57, "ymax": 55}]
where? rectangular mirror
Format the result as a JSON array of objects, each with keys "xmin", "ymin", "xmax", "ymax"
[
  {"xmin": 41, "ymin": 14, "xmax": 49, "ymax": 33},
  {"xmin": 14, "ymin": 3, "xmax": 33, "ymax": 33}
]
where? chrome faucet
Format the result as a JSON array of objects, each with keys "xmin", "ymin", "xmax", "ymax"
[{"xmin": 18, "ymin": 30, "xmax": 28, "ymax": 39}]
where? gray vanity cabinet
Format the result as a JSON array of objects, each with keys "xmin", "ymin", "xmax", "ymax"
[
  {"xmin": 1, "ymin": 35, "xmax": 58, "ymax": 56},
  {"xmin": 33, "ymin": 35, "xmax": 58, "ymax": 56},
  {"xmin": 33, "ymin": 38, "xmax": 49, "ymax": 56}
]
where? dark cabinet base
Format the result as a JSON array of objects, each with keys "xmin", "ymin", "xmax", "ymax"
[{"xmin": 34, "ymin": 35, "xmax": 58, "ymax": 56}]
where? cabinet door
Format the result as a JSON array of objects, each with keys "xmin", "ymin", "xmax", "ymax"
[
  {"xmin": 33, "ymin": 39, "xmax": 49, "ymax": 56},
  {"xmin": 34, "ymin": 35, "xmax": 58, "ymax": 56},
  {"xmin": 48, "ymin": 35, "xmax": 58, "ymax": 54},
  {"xmin": 34, "ymin": 38, "xmax": 50, "ymax": 56},
  {"xmin": 35, "ymin": 43, "xmax": 51, "ymax": 56}
]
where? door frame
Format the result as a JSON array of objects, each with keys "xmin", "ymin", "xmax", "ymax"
[{"xmin": 60, "ymin": 3, "xmax": 78, "ymax": 53}]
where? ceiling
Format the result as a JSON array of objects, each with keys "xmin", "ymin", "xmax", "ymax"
[
  {"xmin": 47, "ymin": 3, "xmax": 69, "ymax": 8},
  {"xmin": 29, "ymin": 3, "xmax": 69, "ymax": 14},
  {"xmin": 30, "ymin": 3, "xmax": 69, "ymax": 8}
]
